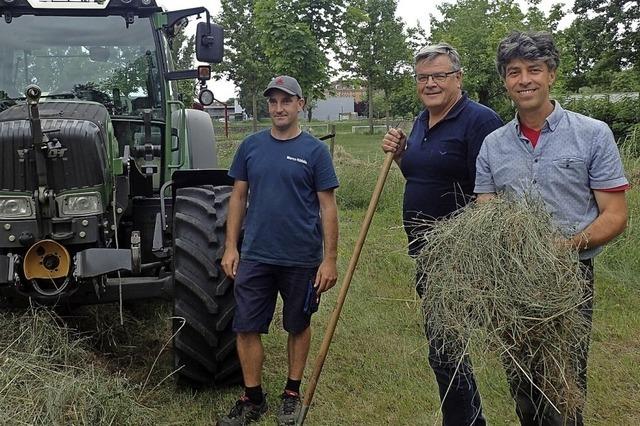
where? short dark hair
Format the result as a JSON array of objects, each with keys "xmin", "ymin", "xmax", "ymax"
[{"xmin": 496, "ymin": 31, "xmax": 559, "ymax": 79}]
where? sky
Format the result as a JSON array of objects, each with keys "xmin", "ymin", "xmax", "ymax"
[{"xmin": 157, "ymin": 0, "xmax": 573, "ymax": 100}]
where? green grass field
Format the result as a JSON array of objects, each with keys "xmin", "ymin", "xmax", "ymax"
[{"xmin": 1, "ymin": 127, "xmax": 639, "ymax": 425}]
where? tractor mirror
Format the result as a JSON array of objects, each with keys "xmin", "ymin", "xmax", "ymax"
[{"xmin": 196, "ymin": 22, "xmax": 223, "ymax": 64}]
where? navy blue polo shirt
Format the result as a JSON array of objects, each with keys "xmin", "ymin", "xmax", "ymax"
[{"xmin": 400, "ymin": 92, "xmax": 502, "ymax": 254}]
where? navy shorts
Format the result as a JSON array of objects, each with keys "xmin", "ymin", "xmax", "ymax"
[{"xmin": 232, "ymin": 260, "xmax": 319, "ymax": 334}]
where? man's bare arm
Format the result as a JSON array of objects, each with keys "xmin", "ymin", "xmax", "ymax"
[
  {"xmin": 476, "ymin": 193, "xmax": 496, "ymax": 203},
  {"xmin": 221, "ymin": 180, "xmax": 248, "ymax": 279},
  {"xmin": 315, "ymin": 189, "xmax": 339, "ymax": 293},
  {"xmin": 569, "ymin": 190, "xmax": 628, "ymax": 250}
]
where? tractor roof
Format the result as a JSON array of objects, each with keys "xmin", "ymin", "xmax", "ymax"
[{"xmin": 0, "ymin": 0, "xmax": 162, "ymax": 17}]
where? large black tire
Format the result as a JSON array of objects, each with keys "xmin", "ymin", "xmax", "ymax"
[{"xmin": 172, "ymin": 185, "xmax": 242, "ymax": 387}]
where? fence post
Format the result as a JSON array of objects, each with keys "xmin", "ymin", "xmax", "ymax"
[{"xmin": 330, "ymin": 124, "xmax": 336, "ymax": 159}]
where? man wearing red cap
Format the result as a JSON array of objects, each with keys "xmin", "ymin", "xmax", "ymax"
[{"xmin": 218, "ymin": 75, "xmax": 339, "ymax": 425}]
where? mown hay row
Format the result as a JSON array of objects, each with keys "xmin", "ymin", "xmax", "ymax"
[{"xmin": 0, "ymin": 309, "xmax": 154, "ymax": 425}]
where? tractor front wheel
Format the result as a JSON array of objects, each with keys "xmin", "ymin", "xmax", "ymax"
[{"xmin": 172, "ymin": 185, "xmax": 241, "ymax": 387}]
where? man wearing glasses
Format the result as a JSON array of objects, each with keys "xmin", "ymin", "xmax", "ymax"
[{"xmin": 382, "ymin": 43, "xmax": 502, "ymax": 425}]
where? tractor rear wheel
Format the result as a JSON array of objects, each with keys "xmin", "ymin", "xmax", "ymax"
[{"xmin": 172, "ymin": 185, "xmax": 241, "ymax": 387}]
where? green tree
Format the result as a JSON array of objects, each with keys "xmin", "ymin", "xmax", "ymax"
[
  {"xmin": 387, "ymin": 72, "xmax": 423, "ymax": 118},
  {"xmin": 293, "ymin": 0, "xmax": 345, "ymax": 55},
  {"xmin": 610, "ymin": 69, "xmax": 640, "ymax": 92},
  {"xmin": 102, "ymin": 50, "xmax": 152, "ymax": 97},
  {"xmin": 429, "ymin": 0, "xmax": 563, "ymax": 115},
  {"xmin": 290, "ymin": 0, "xmax": 347, "ymax": 121},
  {"xmin": 362, "ymin": 89, "xmax": 390, "ymax": 119},
  {"xmin": 216, "ymin": 0, "xmax": 271, "ymax": 131},
  {"xmin": 406, "ymin": 23, "xmax": 428, "ymax": 53},
  {"xmin": 339, "ymin": 0, "xmax": 411, "ymax": 133},
  {"xmin": 238, "ymin": 85, "xmax": 268, "ymax": 120},
  {"xmin": 254, "ymin": 0, "xmax": 332, "ymax": 122},
  {"xmin": 169, "ymin": 24, "xmax": 196, "ymax": 103},
  {"xmin": 563, "ymin": 0, "xmax": 639, "ymax": 91}
]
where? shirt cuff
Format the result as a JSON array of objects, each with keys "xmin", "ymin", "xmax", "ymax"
[
  {"xmin": 591, "ymin": 177, "xmax": 629, "ymax": 191},
  {"xmin": 474, "ymin": 185, "xmax": 496, "ymax": 194},
  {"xmin": 594, "ymin": 183, "xmax": 630, "ymax": 192}
]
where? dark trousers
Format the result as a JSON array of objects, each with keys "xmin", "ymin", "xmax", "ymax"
[
  {"xmin": 428, "ymin": 336, "xmax": 487, "ymax": 426},
  {"xmin": 506, "ymin": 259, "xmax": 594, "ymax": 426},
  {"xmin": 418, "ymin": 275, "xmax": 486, "ymax": 426}
]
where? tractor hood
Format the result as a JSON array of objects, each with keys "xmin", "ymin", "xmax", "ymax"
[{"xmin": 0, "ymin": 101, "xmax": 109, "ymax": 192}]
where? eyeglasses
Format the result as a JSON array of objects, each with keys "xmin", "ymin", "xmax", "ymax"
[{"xmin": 414, "ymin": 70, "xmax": 460, "ymax": 84}]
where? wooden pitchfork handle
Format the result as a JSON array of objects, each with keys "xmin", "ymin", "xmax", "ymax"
[{"xmin": 297, "ymin": 151, "xmax": 396, "ymax": 425}]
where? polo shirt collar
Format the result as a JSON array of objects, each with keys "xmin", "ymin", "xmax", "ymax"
[
  {"xmin": 419, "ymin": 91, "xmax": 469, "ymax": 123},
  {"xmin": 513, "ymin": 100, "xmax": 564, "ymax": 134}
]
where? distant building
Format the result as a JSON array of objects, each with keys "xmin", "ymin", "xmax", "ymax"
[
  {"xmin": 311, "ymin": 97, "xmax": 354, "ymax": 121},
  {"xmin": 233, "ymin": 99, "xmax": 246, "ymax": 117},
  {"xmin": 331, "ymin": 80, "xmax": 366, "ymax": 103},
  {"xmin": 204, "ymin": 99, "xmax": 247, "ymax": 121},
  {"xmin": 203, "ymin": 101, "xmax": 227, "ymax": 119},
  {"xmin": 309, "ymin": 80, "xmax": 365, "ymax": 121}
]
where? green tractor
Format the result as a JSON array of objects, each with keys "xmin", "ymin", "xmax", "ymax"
[{"xmin": 0, "ymin": 0, "xmax": 240, "ymax": 387}]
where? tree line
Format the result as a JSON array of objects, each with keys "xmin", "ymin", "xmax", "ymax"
[{"xmin": 195, "ymin": 0, "xmax": 639, "ymax": 132}]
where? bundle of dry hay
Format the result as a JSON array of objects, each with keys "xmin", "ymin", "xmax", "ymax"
[{"xmin": 416, "ymin": 196, "xmax": 591, "ymax": 418}]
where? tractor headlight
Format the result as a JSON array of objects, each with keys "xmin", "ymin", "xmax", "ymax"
[
  {"xmin": 58, "ymin": 192, "xmax": 103, "ymax": 217},
  {"xmin": 0, "ymin": 196, "xmax": 34, "ymax": 219}
]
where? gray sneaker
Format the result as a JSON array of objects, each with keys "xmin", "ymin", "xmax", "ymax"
[
  {"xmin": 217, "ymin": 395, "xmax": 268, "ymax": 426},
  {"xmin": 276, "ymin": 390, "xmax": 301, "ymax": 426}
]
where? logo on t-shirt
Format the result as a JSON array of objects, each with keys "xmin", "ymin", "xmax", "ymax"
[{"xmin": 286, "ymin": 155, "xmax": 308, "ymax": 165}]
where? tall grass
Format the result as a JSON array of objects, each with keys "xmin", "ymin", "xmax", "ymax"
[
  {"xmin": 600, "ymin": 128, "xmax": 640, "ymax": 284},
  {"xmin": 333, "ymin": 144, "xmax": 405, "ymax": 212}
]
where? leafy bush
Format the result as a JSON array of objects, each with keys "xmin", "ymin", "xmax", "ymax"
[
  {"xmin": 562, "ymin": 96, "xmax": 640, "ymax": 141},
  {"xmin": 488, "ymin": 94, "xmax": 639, "ymax": 143}
]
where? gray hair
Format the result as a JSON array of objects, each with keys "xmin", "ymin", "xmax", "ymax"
[
  {"xmin": 496, "ymin": 31, "xmax": 560, "ymax": 79},
  {"xmin": 414, "ymin": 42, "xmax": 462, "ymax": 71}
]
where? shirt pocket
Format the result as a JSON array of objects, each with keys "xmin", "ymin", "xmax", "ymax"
[
  {"xmin": 552, "ymin": 157, "xmax": 585, "ymax": 169},
  {"xmin": 550, "ymin": 157, "xmax": 588, "ymax": 184}
]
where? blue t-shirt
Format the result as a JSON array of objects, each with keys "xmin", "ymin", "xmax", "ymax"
[
  {"xmin": 229, "ymin": 130, "xmax": 339, "ymax": 267},
  {"xmin": 401, "ymin": 92, "xmax": 503, "ymax": 255}
]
